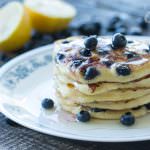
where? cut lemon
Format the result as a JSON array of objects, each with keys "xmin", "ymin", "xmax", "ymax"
[
  {"xmin": 0, "ymin": 2, "xmax": 32, "ymax": 52},
  {"xmin": 24, "ymin": 0, "xmax": 76, "ymax": 33}
]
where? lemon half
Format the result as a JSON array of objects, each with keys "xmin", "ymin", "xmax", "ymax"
[
  {"xmin": 24, "ymin": 0, "xmax": 76, "ymax": 33},
  {"xmin": 0, "ymin": 2, "xmax": 32, "ymax": 52}
]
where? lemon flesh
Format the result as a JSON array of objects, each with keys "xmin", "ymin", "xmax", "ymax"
[
  {"xmin": 0, "ymin": 2, "xmax": 31, "ymax": 52},
  {"xmin": 24, "ymin": 0, "xmax": 76, "ymax": 33}
]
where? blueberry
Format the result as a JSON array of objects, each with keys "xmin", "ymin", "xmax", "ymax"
[
  {"xmin": 71, "ymin": 59, "xmax": 83, "ymax": 68},
  {"xmin": 84, "ymin": 67, "xmax": 100, "ymax": 80},
  {"xmin": 115, "ymin": 27, "xmax": 127, "ymax": 35},
  {"xmin": 112, "ymin": 33, "xmax": 127, "ymax": 49},
  {"xmin": 55, "ymin": 53, "xmax": 65, "ymax": 62},
  {"xmin": 128, "ymin": 26, "xmax": 143, "ymax": 35},
  {"xmin": 145, "ymin": 103, "xmax": 150, "ymax": 109},
  {"xmin": 42, "ymin": 34, "xmax": 53, "ymax": 43},
  {"xmin": 120, "ymin": 112, "xmax": 135, "ymax": 126},
  {"xmin": 91, "ymin": 108, "xmax": 106, "ymax": 112},
  {"xmin": 107, "ymin": 16, "xmax": 121, "ymax": 31},
  {"xmin": 84, "ymin": 36, "xmax": 98, "ymax": 50},
  {"xmin": 80, "ymin": 49, "xmax": 92, "ymax": 57},
  {"xmin": 78, "ymin": 22, "xmax": 101, "ymax": 36},
  {"xmin": 52, "ymin": 29, "xmax": 72, "ymax": 40},
  {"xmin": 114, "ymin": 21, "xmax": 127, "ymax": 29},
  {"xmin": 31, "ymin": 30, "xmax": 43, "ymax": 40},
  {"xmin": 76, "ymin": 110, "xmax": 91, "ymax": 122},
  {"xmin": 102, "ymin": 60, "xmax": 114, "ymax": 67},
  {"xmin": 42, "ymin": 98, "xmax": 54, "ymax": 109},
  {"xmin": 124, "ymin": 51, "xmax": 139, "ymax": 59},
  {"xmin": 137, "ymin": 17, "xmax": 148, "ymax": 29},
  {"xmin": 116, "ymin": 64, "xmax": 131, "ymax": 76},
  {"xmin": 0, "ymin": 52, "xmax": 9, "ymax": 62}
]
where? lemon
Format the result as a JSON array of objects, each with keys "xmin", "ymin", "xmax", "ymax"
[
  {"xmin": 24, "ymin": 0, "xmax": 76, "ymax": 33},
  {"xmin": 0, "ymin": 2, "xmax": 32, "ymax": 52}
]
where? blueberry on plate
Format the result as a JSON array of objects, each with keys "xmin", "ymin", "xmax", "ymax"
[
  {"xmin": 116, "ymin": 64, "xmax": 131, "ymax": 76},
  {"xmin": 128, "ymin": 26, "xmax": 143, "ymax": 35},
  {"xmin": 84, "ymin": 67, "xmax": 100, "ymax": 80},
  {"xmin": 120, "ymin": 112, "xmax": 135, "ymax": 126},
  {"xmin": 112, "ymin": 33, "xmax": 127, "ymax": 49},
  {"xmin": 41, "ymin": 98, "xmax": 54, "ymax": 109},
  {"xmin": 78, "ymin": 22, "xmax": 101, "ymax": 36},
  {"xmin": 76, "ymin": 110, "xmax": 91, "ymax": 122},
  {"xmin": 84, "ymin": 36, "xmax": 98, "ymax": 50},
  {"xmin": 80, "ymin": 49, "xmax": 92, "ymax": 57}
]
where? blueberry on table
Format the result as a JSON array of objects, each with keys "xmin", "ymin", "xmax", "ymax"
[
  {"xmin": 78, "ymin": 22, "xmax": 101, "ymax": 36},
  {"xmin": 80, "ymin": 49, "xmax": 92, "ymax": 57},
  {"xmin": 84, "ymin": 36, "xmax": 98, "ymax": 50},
  {"xmin": 42, "ymin": 98, "xmax": 54, "ymax": 109},
  {"xmin": 116, "ymin": 64, "xmax": 131, "ymax": 76},
  {"xmin": 120, "ymin": 112, "xmax": 135, "ymax": 126},
  {"xmin": 84, "ymin": 67, "xmax": 100, "ymax": 80},
  {"xmin": 115, "ymin": 27, "xmax": 127, "ymax": 35},
  {"xmin": 112, "ymin": 33, "xmax": 127, "ymax": 49},
  {"xmin": 128, "ymin": 26, "xmax": 143, "ymax": 35},
  {"xmin": 136, "ymin": 17, "xmax": 148, "ymax": 29},
  {"xmin": 107, "ymin": 16, "xmax": 121, "ymax": 31},
  {"xmin": 76, "ymin": 110, "xmax": 91, "ymax": 122}
]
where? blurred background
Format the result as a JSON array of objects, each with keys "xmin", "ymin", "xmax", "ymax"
[{"xmin": 0, "ymin": 0, "xmax": 150, "ymax": 66}]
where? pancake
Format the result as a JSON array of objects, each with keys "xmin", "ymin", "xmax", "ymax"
[
  {"xmin": 57, "ymin": 94, "xmax": 148, "ymax": 120},
  {"xmin": 54, "ymin": 36, "xmax": 150, "ymax": 84},
  {"xmin": 55, "ymin": 68, "xmax": 150, "ymax": 95},
  {"xmin": 55, "ymin": 78, "xmax": 150, "ymax": 102},
  {"xmin": 53, "ymin": 35, "xmax": 150, "ymax": 121},
  {"xmin": 58, "ymin": 91, "xmax": 150, "ymax": 110}
]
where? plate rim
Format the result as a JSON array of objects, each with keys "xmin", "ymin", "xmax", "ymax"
[{"xmin": 1, "ymin": 36, "xmax": 150, "ymax": 142}]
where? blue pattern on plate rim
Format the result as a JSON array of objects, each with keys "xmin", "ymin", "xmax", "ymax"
[{"xmin": 1, "ymin": 52, "xmax": 52, "ymax": 90}]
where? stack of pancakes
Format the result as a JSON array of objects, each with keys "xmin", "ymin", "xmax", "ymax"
[{"xmin": 53, "ymin": 36, "xmax": 150, "ymax": 120}]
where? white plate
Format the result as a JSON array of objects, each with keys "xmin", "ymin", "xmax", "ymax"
[{"xmin": 0, "ymin": 36, "xmax": 150, "ymax": 142}]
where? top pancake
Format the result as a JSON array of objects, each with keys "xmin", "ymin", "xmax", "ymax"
[{"xmin": 53, "ymin": 36, "xmax": 150, "ymax": 84}]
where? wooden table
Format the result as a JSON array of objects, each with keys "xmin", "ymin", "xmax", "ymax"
[{"xmin": 0, "ymin": 0, "xmax": 150, "ymax": 149}]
